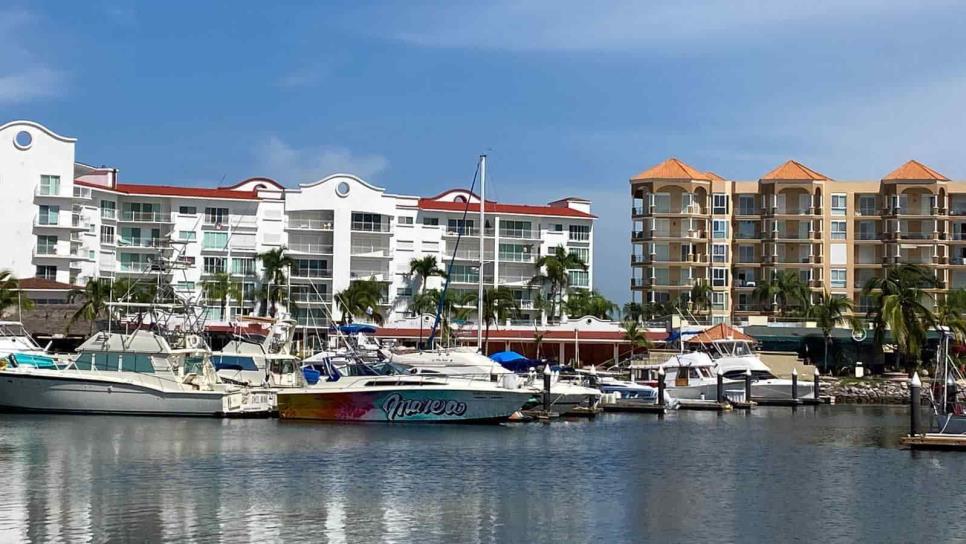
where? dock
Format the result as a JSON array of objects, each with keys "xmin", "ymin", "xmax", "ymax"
[
  {"xmin": 900, "ymin": 433, "xmax": 966, "ymax": 451},
  {"xmin": 602, "ymin": 399, "xmax": 667, "ymax": 414},
  {"xmin": 677, "ymin": 399, "xmax": 732, "ymax": 411}
]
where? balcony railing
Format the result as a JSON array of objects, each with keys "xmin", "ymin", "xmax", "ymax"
[
  {"xmin": 501, "ymin": 228, "xmax": 536, "ymax": 239},
  {"xmin": 351, "ymin": 222, "xmax": 391, "ymax": 233},
  {"xmin": 117, "ymin": 238, "xmax": 165, "ymax": 248},
  {"xmin": 351, "ymin": 245, "xmax": 391, "ymax": 257},
  {"xmin": 120, "ymin": 211, "xmax": 164, "ymax": 222},
  {"xmin": 289, "ymin": 242, "xmax": 334, "ymax": 254},
  {"xmin": 35, "ymin": 186, "xmax": 70, "ymax": 197},
  {"xmin": 498, "ymin": 252, "xmax": 535, "ymax": 263},
  {"xmin": 444, "ymin": 227, "xmax": 494, "ymax": 237},
  {"xmin": 898, "ymin": 232, "xmax": 933, "ymax": 240},
  {"xmin": 736, "ymin": 207, "xmax": 758, "ymax": 216},
  {"xmin": 292, "ymin": 268, "xmax": 333, "ymax": 279},
  {"xmin": 858, "ymin": 207, "xmax": 879, "ymax": 217},
  {"xmin": 287, "ymin": 218, "xmax": 334, "ymax": 230},
  {"xmin": 101, "ymin": 209, "xmax": 117, "ymax": 220}
]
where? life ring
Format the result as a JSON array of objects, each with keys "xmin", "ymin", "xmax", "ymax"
[
  {"xmin": 185, "ymin": 334, "xmax": 203, "ymax": 349},
  {"xmin": 851, "ymin": 329, "xmax": 867, "ymax": 342}
]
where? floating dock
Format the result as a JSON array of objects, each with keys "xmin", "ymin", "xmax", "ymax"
[
  {"xmin": 602, "ymin": 399, "xmax": 666, "ymax": 414},
  {"xmin": 677, "ymin": 399, "xmax": 732, "ymax": 411},
  {"xmin": 900, "ymin": 433, "xmax": 966, "ymax": 451}
]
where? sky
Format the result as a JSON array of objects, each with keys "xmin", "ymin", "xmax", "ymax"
[{"xmin": 3, "ymin": 1, "xmax": 966, "ymax": 304}]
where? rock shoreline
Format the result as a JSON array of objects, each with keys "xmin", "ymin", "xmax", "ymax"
[{"xmin": 823, "ymin": 378, "xmax": 910, "ymax": 404}]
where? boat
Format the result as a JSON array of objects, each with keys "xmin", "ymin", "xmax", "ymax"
[
  {"xmin": 0, "ymin": 320, "xmax": 66, "ymax": 363},
  {"xmin": 928, "ymin": 328, "xmax": 966, "ymax": 434},
  {"xmin": 276, "ymin": 356, "xmax": 533, "ymax": 423},
  {"xmin": 212, "ymin": 316, "xmax": 303, "ymax": 390}
]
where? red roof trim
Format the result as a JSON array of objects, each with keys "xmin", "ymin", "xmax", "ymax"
[
  {"xmin": 374, "ymin": 328, "xmax": 661, "ymax": 342},
  {"xmin": 417, "ymin": 199, "xmax": 595, "ymax": 219},
  {"xmin": 219, "ymin": 177, "xmax": 285, "ymax": 190},
  {"xmin": 75, "ymin": 180, "xmax": 259, "ymax": 200}
]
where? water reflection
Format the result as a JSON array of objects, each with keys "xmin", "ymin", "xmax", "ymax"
[{"xmin": 1, "ymin": 407, "xmax": 965, "ymax": 542}]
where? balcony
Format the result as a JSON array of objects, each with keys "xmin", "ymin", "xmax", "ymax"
[
  {"xmin": 856, "ymin": 232, "xmax": 883, "ymax": 241},
  {"xmin": 32, "ymin": 246, "xmax": 64, "ymax": 258},
  {"xmin": 500, "ymin": 228, "xmax": 538, "ymax": 240},
  {"xmin": 631, "ymin": 205, "xmax": 646, "ymax": 217},
  {"xmin": 351, "ymin": 221, "xmax": 391, "ymax": 233},
  {"xmin": 351, "ymin": 245, "xmax": 392, "ymax": 258},
  {"xmin": 771, "ymin": 231, "xmax": 812, "ymax": 241},
  {"xmin": 443, "ymin": 227, "xmax": 494, "ymax": 238},
  {"xmin": 119, "ymin": 211, "xmax": 166, "ymax": 223},
  {"xmin": 858, "ymin": 207, "xmax": 880, "ymax": 217},
  {"xmin": 496, "ymin": 273, "xmax": 534, "ymax": 286},
  {"xmin": 286, "ymin": 218, "xmax": 334, "ymax": 231},
  {"xmin": 292, "ymin": 268, "xmax": 334, "ymax": 280},
  {"xmin": 34, "ymin": 187, "xmax": 73, "ymax": 199},
  {"xmin": 448, "ymin": 250, "xmax": 495, "ymax": 262},
  {"xmin": 736, "ymin": 206, "xmax": 759, "ymax": 216},
  {"xmin": 735, "ymin": 231, "xmax": 761, "ymax": 240},
  {"xmin": 630, "ymin": 278, "xmax": 646, "ymax": 289},
  {"xmin": 898, "ymin": 232, "xmax": 935, "ymax": 241},
  {"xmin": 288, "ymin": 242, "xmax": 334, "ymax": 255},
  {"xmin": 117, "ymin": 238, "xmax": 166, "ymax": 249},
  {"xmin": 637, "ymin": 204, "xmax": 706, "ymax": 217},
  {"xmin": 498, "ymin": 252, "xmax": 535, "ymax": 263}
]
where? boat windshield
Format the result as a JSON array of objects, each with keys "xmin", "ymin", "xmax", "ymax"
[
  {"xmin": 722, "ymin": 369, "xmax": 777, "ymax": 381},
  {"xmin": 74, "ymin": 352, "xmax": 156, "ymax": 373},
  {"xmin": 709, "ymin": 341, "xmax": 754, "ymax": 358}
]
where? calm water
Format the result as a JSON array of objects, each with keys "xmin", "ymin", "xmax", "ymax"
[{"xmin": 0, "ymin": 406, "xmax": 962, "ymax": 543}]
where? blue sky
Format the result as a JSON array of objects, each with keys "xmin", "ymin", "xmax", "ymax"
[{"xmin": 3, "ymin": 1, "xmax": 966, "ymax": 304}]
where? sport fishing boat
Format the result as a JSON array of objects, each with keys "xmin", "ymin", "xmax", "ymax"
[
  {"xmin": 212, "ymin": 316, "xmax": 302, "ymax": 389},
  {"xmin": 0, "ymin": 323, "xmax": 273, "ymax": 417},
  {"xmin": 929, "ymin": 328, "xmax": 966, "ymax": 434},
  {"xmin": 276, "ymin": 356, "xmax": 533, "ymax": 423}
]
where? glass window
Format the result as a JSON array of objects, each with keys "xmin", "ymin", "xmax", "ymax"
[
  {"xmin": 36, "ymin": 265, "xmax": 56, "ymax": 280},
  {"xmin": 179, "ymin": 206, "xmax": 197, "ymax": 215},
  {"xmin": 398, "ymin": 216, "xmax": 413, "ymax": 225},
  {"xmin": 553, "ymin": 224, "xmax": 563, "ymax": 232},
  {"xmin": 712, "ymin": 193, "xmax": 728, "ymax": 214},
  {"xmin": 38, "ymin": 205, "xmax": 59, "ymax": 225},
  {"xmin": 178, "ymin": 230, "xmax": 196, "ymax": 241},
  {"xmin": 292, "ymin": 259, "xmax": 328, "ymax": 278},
  {"xmin": 712, "ymin": 244, "xmax": 728, "ymax": 263},
  {"xmin": 568, "ymin": 270, "xmax": 589, "ymax": 288},
  {"xmin": 422, "ymin": 217, "xmax": 439, "ymax": 226},
  {"xmin": 203, "ymin": 231, "xmax": 228, "ymax": 249},
  {"xmin": 204, "ymin": 207, "xmax": 229, "ymax": 225},
  {"xmin": 203, "ymin": 257, "xmax": 227, "ymax": 274},
  {"xmin": 858, "ymin": 195, "xmax": 877, "ymax": 216},
  {"xmin": 831, "ymin": 220, "xmax": 847, "ymax": 240},
  {"xmin": 831, "ymin": 194, "xmax": 847, "ymax": 215},
  {"xmin": 737, "ymin": 195, "xmax": 756, "ymax": 215},
  {"xmin": 831, "ymin": 269, "xmax": 847, "ymax": 288},
  {"xmin": 713, "ymin": 220, "xmax": 728, "ymax": 239},
  {"xmin": 738, "ymin": 245, "xmax": 755, "ymax": 263},
  {"xmin": 100, "ymin": 225, "xmax": 115, "ymax": 243},
  {"xmin": 712, "ymin": 292, "xmax": 728, "ymax": 310},
  {"xmin": 449, "ymin": 264, "xmax": 480, "ymax": 283},
  {"xmin": 175, "ymin": 281, "xmax": 196, "ymax": 292},
  {"xmin": 39, "ymin": 175, "xmax": 61, "ymax": 196},
  {"xmin": 448, "ymin": 218, "xmax": 475, "ymax": 235},
  {"xmin": 568, "ymin": 225, "xmax": 590, "ymax": 241},
  {"xmin": 351, "ymin": 212, "xmax": 387, "ymax": 232},
  {"xmin": 37, "ymin": 235, "xmax": 57, "ymax": 255},
  {"xmin": 712, "ymin": 267, "xmax": 728, "ymax": 287},
  {"xmin": 231, "ymin": 258, "xmax": 256, "ymax": 276},
  {"xmin": 499, "ymin": 243, "xmax": 533, "ymax": 262},
  {"xmin": 653, "ymin": 193, "xmax": 671, "ymax": 213},
  {"xmin": 100, "ymin": 200, "xmax": 116, "ymax": 219},
  {"xmin": 569, "ymin": 247, "xmax": 590, "ymax": 264}
]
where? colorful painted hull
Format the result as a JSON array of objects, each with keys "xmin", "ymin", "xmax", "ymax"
[{"xmin": 277, "ymin": 387, "xmax": 532, "ymax": 423}]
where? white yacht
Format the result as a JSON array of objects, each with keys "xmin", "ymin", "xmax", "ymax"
[
  {"xmin": 276, "ymin": 356, "xmax": 533, "ymax": 423},
  {"xmin": 0, "ymin": 329, "xmax": 273, "ymax": 416},
  {"xmin": 0, "ymin": 321, "xmax": 57, "ymax": 359},
  {"xmin": 213, "ymin": 317, "xmax": 302, "ymax": 389}
]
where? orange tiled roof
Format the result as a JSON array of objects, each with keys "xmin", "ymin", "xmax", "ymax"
[
  {"xmin": 631, "ymin": 158, "xmax": 711, "ymax": 182},
  {"xmin": 761, "ymin": 160, "xmax": 830, "ymax": 181},
  {"xmin": 882, "ymin": 160, "xmax": 949, "ymax": 181},
  {"xmin": 705, "ymin": 171, "xmax": 726, "ymax": 181},
  {"xmin": 685, "ymin": 323, "xmax": 755, "ymax": 344}
]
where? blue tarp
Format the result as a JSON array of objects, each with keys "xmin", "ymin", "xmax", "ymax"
[
  {"xmin": 336, "ymin": 324, "xmax": 378, "ymax": 334},
  {"xmin": 489, "ymin": 351, "xmax": 526, "ymax": 364}
]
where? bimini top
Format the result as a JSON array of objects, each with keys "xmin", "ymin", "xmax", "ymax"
[{"xmin": 335, "ymin": 324, "xmax": 378, "ymax": 335}]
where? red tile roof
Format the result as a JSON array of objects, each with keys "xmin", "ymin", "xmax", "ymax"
[
  {"xmin": 16, "ymin": 277, "xmax": 78, "ymax": 290},
  {"xmin": 631, "ymin": 158, "xmax": 712, "ymax": 182},
  {"xmin": 685, "ymin": 323, "xmax": 755, "ymax": 344},
  {"xmin": 704, "ymin": 171, "xmax": 727, "ymax": 181},
  {"xmin": 882, "ymin": 160, "xmax": 949, "ymax": 181},
  {"xmin": 761, "ymin": 160, "xmax": 830, "ymax": 181},
  {"xmin": 75, "ymin": 180, "xmax": 259, "ymax": 200},
  {"xmin": 374, "ymin": 327, "xmax": 664, "ymax": 343},
  {"xmin": 417, "ymin": 199, "xmax": 596, "ymax": 219}
]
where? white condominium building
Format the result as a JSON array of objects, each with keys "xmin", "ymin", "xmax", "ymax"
[{"xmin": 0, "ymin": 120, "xmax": 595, "ymax": 329}]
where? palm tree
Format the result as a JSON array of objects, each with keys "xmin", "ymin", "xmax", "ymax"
[
  {"xmin": 0, "ymin": 271, "xmax": 33, "ymax": 319},
  {"xmin": 622, "ymin": 320, "xmax": 651, "ymax": 363},
  {"xmin": 688, "ymin": 279, "xmax": 713, "ymax": 316},
  {"xmin": 934, "ymin": 288, "xmax": 966, "ymax": 343},
  {"xmin": 808, "ymin": 290, "xmax": 862, "ymax": 372},
  {"xmin": 565, "ymin": 289, "xmax": 616, "ymax": 319},
  {"xmin": 68, "ymin": 278, "xmax": 111, "ymax": 333},
  {"xmin": 202, "ymin": 272, "xmax": 242, "ymax": 321},
  {"xmin": 533, "ymin": 328, "xmax": 547, "ymax": 360},
  {"xmin": 752, "ymin": 271, "xmax": 810, "ymax": 317},
  {"xmin": 409, "ymin": 256, "xmax": 448, "ymax": 294},
  {"xmin": 257, "ymin": 247, "xmax": 294, "ymax": 316},
  {"xmin": 530, "ymin": 245, "xmax": 587, "ymax": 320},
  {"xmin": 863, "ymin": 264, "xmax": 937, "ymax": 372},
  {"xmin": 623, "ymin": 301, "xmax": 645, "ymax": 323},
  {"xmin": 480, "ymin": 287, "xmax": 519, "ymax": 352},
  {"xmin": 336, "ymin": 279, "xmax": 385, "ymax": 325},
  {"xmin": 411, "ymin": 289, "xmax": 438, "ymax": 347}
]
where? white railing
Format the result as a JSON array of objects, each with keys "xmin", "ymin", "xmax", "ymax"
[
  {"xmin": 287, "ymin": 218, "xmax": 334, "ymax": 230},
  {"xmin": 120, "ymin": 211, "xmax": 164, "ymax": 222},
  {"xmin": 289, "ymin": 242, "xmax": 334, "ymax": 254}
]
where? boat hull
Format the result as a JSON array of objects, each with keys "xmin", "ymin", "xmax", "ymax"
[
  {"xmin": 277, "ymin": 387, "xmax": 531, "ymax": 423},
  {"xmin": 0, "ymin": 370, "xmax": 260, "ymax": 417},
  {"xmin": 666, "ymin": 381, "xmax": 815, "ymax": 401}
]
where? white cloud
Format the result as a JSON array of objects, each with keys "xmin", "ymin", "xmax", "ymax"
[
  {"xmin": 253, "ymin": 135, "xmax": 389, "ymax": 184},
  {"xmin": 391, "ymin": 0, "xmax": 939, "ymax": 52},
  {"xmin": 0, "ymin": 8, "xmax": 66, "ymax": 105}
]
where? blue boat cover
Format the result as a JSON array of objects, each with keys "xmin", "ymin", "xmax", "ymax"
[
  {"xmin": 489, "ymin": 351, "xmax": 526, "ymax": 363},
  {"xmin": 11, "ymin": 353, "xmax": 57, "ymax": 369},
  {"xmin": 335, "ymin": 324, "xmax": 378, "ymax": 334}
]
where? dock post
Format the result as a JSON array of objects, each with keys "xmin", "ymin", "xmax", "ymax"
[
  {"xmin": 543, "ymin": 364, "xmax": 552, "ymax": 413},
  {"xmin": 744, "ymin": 368, "xmax": 752, "ymax": 404},
  {"xmin": 813, "ymin": 368, "xmax": 820, "ymax": 400},
  {"xmin": 716, "ymin": 367, "xmax": 724, "ymax": 403},
  {"xmin": 658, "ymin": 367, "xmax": 666, "ymax": 407},
  {"xmin": 910, "ymin": 372, "xmax": 921, "ymax": 436},
  {"xmin": 792, "ymin": 368, "xmax": 799, "ymax": 400}
]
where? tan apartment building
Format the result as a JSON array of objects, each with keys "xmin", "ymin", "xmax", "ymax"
[{"xmin": 630, "ymin": 157, "xmax": 966, "ymax": 323}]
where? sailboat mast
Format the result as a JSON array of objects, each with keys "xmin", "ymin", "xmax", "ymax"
[{"xmin": 477, "ymin": 154, "xmax": 486, "ymax": 352}]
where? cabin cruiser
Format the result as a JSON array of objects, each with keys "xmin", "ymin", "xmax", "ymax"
[
  {"xmin": 632, "ymin": 351, "xmax": 814, "ymax": 401},
  {"xmin": 212, "ymin": 317, "xmax": 302, "ymax": 390},
  {"xmin": 0, "ymin": 321, "xmax": 66, "ymax": 363},
  {"xmin": 0, "ymin": 329, "xmax": 273, "ymax": 416},
  {"xmin": 276, "ymin": 356, "xmax": 533, "ymax": 423}
]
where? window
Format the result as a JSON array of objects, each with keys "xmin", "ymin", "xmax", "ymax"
[
  {"xmin": 831, "ymin": 269, "xmax": 847, "ymax": 289},
  {"xmin": 119, "ymin": 252, "xmax": 152, "ymax": 272},
  {"xmin": 203, "ymin": 257, "xmax": 227, "ymax": 274},
  {"xmin": 712, "ymin": 244, "xmax": 728, "ymax": 263},
  {"xmin": 38, "ymin": 205, "xmax": 59, "ymax": 225},
  {"xmin": 179, "ymin": 206, "xmax": 197, "ymax": 215},
  {"xmin": 203, "ymin": 231, "xmax": 228, "ymax": 249},
  {"xmin": 553, "ymin": 224, "xmax": 563, "ymax": 232},
  {"xmin": 397, "ymin": 240, "xmax": 414, "ymax": 251},
  {"xmin": 499, "ymin": 243, "xmax": 533, "ymax": 262},
  {"xmin": 831, "ymin": 220, "xmax": 847, "ymax": 240},
  {"xmin": 36, "ymin": 265, "xmax": 56, "ymax": 280},
  {"xmin": 738, "ymin": 245, "xmax": 755, "ymax": 263},
  {"xmin": 448, "ymin": 219, "xmax": 475, "ymax": 235},
  {"xmin": 398, "ymin": 216, "xmax": 414, "ymax": 225},
  {"xmin": 39, "ymin": 175, "xmax": 61, "ymax": 196},
  {"xmin": 737, "ymin": 195, "xmax": 756, "ymax": 215},
  {"xmin": 175, "ymin": 281, "xmax": 196, "ymax": 292},
  {"xmin": 292, "ymin": 259, "xmax": 328, "ymax": 278},
  {"xmin": 204, "ymin": 207, "xmax": 229, "ymax": 225},
  {"xmin": 501, "ymin": 220, "xmax": 532, "ymax": 239},
  {"xmin": 568, "ymin": 224, "xmax": 590, "ymax": 241},
  {"xmin": 100, "ymin": 200, "xmax": 116, "ymax": 220},
  {"xmin": 712, "ymin": 193, "xmax": 728, "ymax": 214},
  {"xmin": 712, "ymin": 292, "xmax": 728, "ymax": 310},
  {"xmin": 232, "ymin": 258, "xmax": 256, "ymax": 276},
  {"xmin": 653, "ymin": 193, "xmax": 671, "ymax": 213},
  {"xmin": 568, "ymin": 270, "xmax": 589, "ymax": 288},
  {"xmin": 858, "ymin": 195, "xmax": 877, "ymax": 216},
  {"xmin": 569, "ymin": 247, "xmax": 590, "ymax": 264},
  {"xmin": 178, "ymin": 230, "xmax": 197, "ymax": 241},
  {"xmin": 831, "ymin": 194, "xmax": 847, "ymax": 215},
  {"xmin": 396, "ymin": 286, "xmax": 413, "ymax": 297},
  {"xmin": 100, "ymin": 225, "xmax": 115, "ymax": 244},
  {"xmin": 36, "ymin": 235, "xmax": 57, "ymax": 255},
  {"xmin": 422, "ymin": 240, "xmax": 439, "ymax": 252},
  {"xmin": 449, "ymin": 264, "xmax": 480, "ymax": 283},
  {"xmin": 123, "ymin": 202, "xmax": 158, "ymax": 222},
  {"xmin": 422, "ymin": 217, "xmax": 439, "ymax": 226},
  {"xmin": 712, "ymin": 267, "xmax": 728, "ymax": 287},
  {"xmin": 712, "ymin": 220, "xmax": 728, "ymax": 239},
  {"xmin": 231, "ymin": 233, "xmax": 256, "ymax": 250},
  {"xmin": 351, "ymin": 212, "xmax": 387, "ymax": 232}
]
